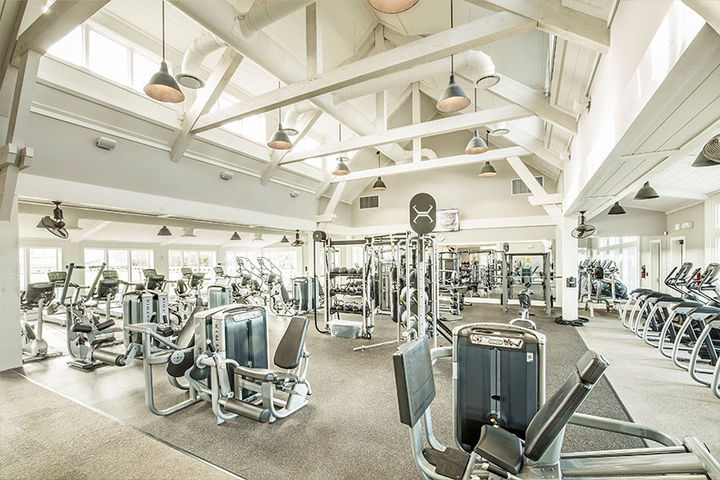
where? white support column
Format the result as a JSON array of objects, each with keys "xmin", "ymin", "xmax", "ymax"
[
  {"xmin": 1, "ymin": 49, "xmax": 40, "ymax": 221},
  {"xmin": 0, "ymin": 199, "xmax": 22, "ymax": 371},
  {"xmin": 557, "ymin": 215, "xmax": 579, "ymax": 322},
  {"xmin": 412, "ymin": 82, "xmax": 421, "ymax": 163}
]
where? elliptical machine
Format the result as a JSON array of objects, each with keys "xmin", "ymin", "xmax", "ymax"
[{"xmin": 20, "ymin": 282, "xmax": 62, "ymax": 363}]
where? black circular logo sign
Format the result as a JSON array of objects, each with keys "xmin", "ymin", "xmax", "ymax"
[{"xmin": 409, "ymin": 193, "xmax": 436, "ymax": 234}]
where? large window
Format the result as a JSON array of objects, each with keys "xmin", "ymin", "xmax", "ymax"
[
  {"xmin": 214, "ymin": 94, "xmax": 266, "ymax": 143},
  {"xmin": 19, "ymin": 248, "xmax": 63, "ymax": 286},
  {"xmin": 48, "ymin": 23, "xmax": 163, "ymax": 94},
  {"xmin": 597, "ymin": 236, "xmax": 639, "ymax": 290},
  {"xmin": 84, "ymin": 248, "xmax": 154, "ymax": 284},
  {"xmin": 262, "ymin": 248, "xmax": 302, "ymax": 288},
  {"xmin": 169, "ymin": 249, "xmax": 216, "ymax": 281}
]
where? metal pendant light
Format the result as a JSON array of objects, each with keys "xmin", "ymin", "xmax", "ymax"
[
  {"xmin": 267, "ymin": 82, "xmax": 293, "ymax": 150},
  {"xmin": 144, "ymin": 1, "xmax": 185, "ymax": 103},
  {"xmin": 281, "ymin": 235, "xmax": 290, "ymax": 243},
  {"xmin": 634, "ymin": 181, "xmax": 659, "ymax": 200},
  {"xmin": 465, "ymin": 88, "xmax": 489, "ymax": 154},
  {"xmin": 332, "ymin": 124, "xmax": 351, "ymax": 176},
  {"xmin": 436, "ymin": 0, "xmax": 470, "ymax": 113},
  {"xmin": 157, "ymin": 225, "xmax": 172, "ymax": 236},
  {"xmin": 368, "ymin": 0, "xmax": 419, "ymax": 14},
  {"xmin": 230, "ymin": 232, "xmax": 241, "ymax": 241},
  {"xmin": 608, "ymin": 202, "xmax": 626, "ymax": 215},
  {"xmin": 478, "ymin": 161, "xmax": 497, "ymax": 178},
  {"xmin": 372, "ymin": 151, "xmax": 387, "ymax": 191},
  {"xmin": 692, "ymin": 134, "xmax": 720, "ymax": 167}
]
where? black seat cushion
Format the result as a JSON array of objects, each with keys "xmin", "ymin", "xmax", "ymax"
[
  {"xmin": 274, "ymin": 316, "xmax": 309, "ymax": 369},
  {"xmin": 422, "ymin": 447, "xmax": 471, "ymax": 480},
  {"xmin": 474, "ymin": 425, "xmax": 523, "ymax": 474}
]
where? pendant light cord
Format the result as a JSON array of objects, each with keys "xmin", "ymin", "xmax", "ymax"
[
  {"xmin": 277, "ymin": 80, "xmax": 282, "ymax": 119},
  {"xmin": 474, "ymin": 87, "xmax": 477, "ymax": 113},
  {"xmin": 161, "ymin": 0, "xmax": 166, "ymax": 62},
  {"xmin": 450, "ymin": 0, "xmax": 454, "ymax": 73}
]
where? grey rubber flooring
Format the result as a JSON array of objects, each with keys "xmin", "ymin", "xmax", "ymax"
[{"xmin": 10, "ymin": 304, "xmax": 641, "ymax": 480}]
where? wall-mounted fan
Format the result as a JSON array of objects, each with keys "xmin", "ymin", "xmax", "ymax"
[
  {"xmin": 291, "ymin": 229, "xmax": 305, "ymax": 247},
  {"xmin": 40, "ymin": 201, "xmax": 69, "ymax": 239},
  {"xmin": 571, "ymin": 211, "xmax": 596, "ymax": 239}
]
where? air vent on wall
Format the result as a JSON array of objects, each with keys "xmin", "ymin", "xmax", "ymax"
[
  {"xmin": 511, "ymin": 176, "xmax": 544, "ymax": 196},
  {"xmin": 359, "ymin": 195, "xmax": 379, "ymax": 209}
]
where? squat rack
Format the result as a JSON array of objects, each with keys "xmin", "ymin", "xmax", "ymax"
[{"xmin": 500, "ymin": 251, "xmax": 553, "ymax": 316}]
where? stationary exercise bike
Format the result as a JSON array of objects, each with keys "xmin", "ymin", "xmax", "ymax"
[
  {"xmin": 510, "ymin": 282, "xmax": 537, "ymax": 330},
  {"xmin": 20, "ymin": 282, "xmax": 62, "ymax": 363}
]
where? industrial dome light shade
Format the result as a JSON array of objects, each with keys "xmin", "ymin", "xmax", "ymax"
[
  {"xmin": 230, "ymin": 231, "xmax": 241, "ymax": 241},
  {"xmin": 436, "ymin": 74, "xmax": 470, "ymax": 113},
  {"xmin": 368, "ymin": 0, "xmax": 419, "ymax": 14},
  {"xmin": 145, "ymin": 1, "xmax": 184, "ymax": 103},
  {"xmin": 332, "ymin": 156, "xmax": 351, "ymax": 176},
  {"xmin": 634, "ymin": 181, "xmax": 659, "ymax": 200},
  {"xmin": 372, "ymin": 177, "xmax": 387, "ymax": 191},
  {"xmin": 280, "ymin": 235, "xmax": 290, "ymax": 243},
  {"xmin": 692, "ymin": 134, "xmax": 720, "ymax": 167},
  {"xmin": 465, "ymin": 129, "xmax": 489, "ymax": 154},
  {"xmin": 478, "ymin": 161, "xmax": 497, "ymax": 177},
  {"xmin": 608, "ymin": 201, "xmax": 626, "ymax": 215},
  {"xmin": 267, "ymin": 123, "xmax": 293, "ymax": 149},
  {"xmin": 145, "ymin": 61, "xmax": 185, "ymax": 103},
  {"xmin": 157, "ymin": 225, "xmax": 172, "ymax": 236}
]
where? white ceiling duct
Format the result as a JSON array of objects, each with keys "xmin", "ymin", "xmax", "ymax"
[
  {"xmin": 282, "ymin": 101, "xmax": 319, "ymax": 136},
  {"xmin": 177, "ymin": 33, "xmax": 225, "ymax": 89},
  {"xmin": 333, "ymin": 50, "xmax": 498, "ymax": 103},
  {"xmin": 168, "ymin": 0, "xmax": 413, "ymax": 165},
  {"xmin": 238, "ymin": 0, "xmax": 315, "ymax": 37}
]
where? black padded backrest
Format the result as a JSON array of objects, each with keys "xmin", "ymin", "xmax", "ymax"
[
  {"xmin": 273, "ymin": 316, "xmax": 309, "ymax": 370},
  {"xmin": 393, "ymin": 338, "xmax": 436, "ymax": 428},
  {"xmin": 524, "ymin": 351, "xmax": 608, "ymax": 461}
]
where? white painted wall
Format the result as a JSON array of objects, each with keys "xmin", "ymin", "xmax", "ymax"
[
  {"xmin": 589, "ymin": 207, "xmax": 666, "ymax": 237},
  {"xmin": 666, "ymin": 203, "xmax": 706, "ymax": 267}
]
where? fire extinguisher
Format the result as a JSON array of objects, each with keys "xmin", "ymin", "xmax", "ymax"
[{"xmin": 640, "ymin": 265, "xmax": 647, "ymax": 279}]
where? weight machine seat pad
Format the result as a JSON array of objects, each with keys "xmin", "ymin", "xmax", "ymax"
[
  {"xmin": 473, "ymin": 426, "xmax": 523, "ymax": 475},
  {"xmin": 422, "ymin": 447, "xmax": 471, "ymax": 480},
  {"xmin": 273, "ymin": 316, "xmax": 309, "ymax": 370},
  {"xmin": 97, "ymin": 319, "xmax": 115, "ymax": 331},
  {"xmin": 524, "ymin": 351, "xmax": 608, "ymax": 462}
]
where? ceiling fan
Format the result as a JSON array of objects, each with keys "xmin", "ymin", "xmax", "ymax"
[
  {"xmin": 39, "ymin": 201, "xmax": 69, "ymax": 239},
  {"xmin": 571, "ymin": 211, "xmax": 596, "ymax": 239},
  {"xmin": 291, "ymin": 229, "xmax": 305, "ymax": 247}
]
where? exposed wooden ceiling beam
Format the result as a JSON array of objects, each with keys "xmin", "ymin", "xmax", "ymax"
[
  {"xmin": 506, "ymin": 155, "xmax": 561, "ymax": 224},
  {"xmin": 191, "ymin": 12, "xmax": 535, "ymax": 133},
  {"xmin": 12, "ymin": 0, "xmax": 110, "ymax": 64},
  {"xmin": 281, "ymin": 104, "xmax": 531, "ymax": 165},
  {"xmin": 171, "ymin": 48, "xmax": 244, "ymax": 163},
  {"xmin": 331, "ymin": 146, "xmax": 530, "ymax": 183},
  {"xmin": 488, "ymin": 74, "xmax": 578, "ymax": 135},
  {"xmin": 466, "ymin": 0, "xmax": 610, "ymax": 54},
  {"xmin": 683, "ymin": 0, "xmax": 720, "ymax": 36},
  {"xmin": 0, "ymin": 0, "xmax": 27, "ymax": 93}
]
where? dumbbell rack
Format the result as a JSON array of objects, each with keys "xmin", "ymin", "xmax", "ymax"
[{"xmin": 323, "ymin": 238, "xmax": 372, "ymax": 339}]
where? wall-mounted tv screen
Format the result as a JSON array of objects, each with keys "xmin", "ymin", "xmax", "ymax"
[{"xmin": 435, "ymin": 209, "xmax": 460, "ymax": 232}]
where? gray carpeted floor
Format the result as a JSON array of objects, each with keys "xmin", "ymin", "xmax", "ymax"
[
  {"xmin": 0, "ymin": 371, "xmax": 240, "ymax": 480},
  {"xmin": 12, "ymin": 304, "xmax": 641, "ymax": 480}
]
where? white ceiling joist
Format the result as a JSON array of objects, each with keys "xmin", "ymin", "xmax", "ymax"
[
  {"xmin": 191, "ymin": 12, "xmax": 535, "ymax": 133},
  {"xmin": 586, "ymin": 119, "xmax": 720, "ymax": 218},
  {"xmin": 170, "ymin": 48, "xmax": 244, "ymax": 163},
  {"xmin": 0, "ymin": 0, "xmax": 27, "ymax": 94},
  {"xmin": 281, "ymin": 104, "xmax": 531, "ymax": 166},
  {"xmin": 683, "ymin": 0, "xmax": 720, "ymax": 35},
  {"xmin": 487, "ymin": 75, "xmax": 578, "ymax": 135},
  {"xmin": 331, "ymin": 146, "xmax": 530, "ymax": 183},
  {"xmin": 12, "ymin": 0, "xmax": 110, "ymax": 64},
  {"xmin": 529, "ymin": 193, "xmax": 564, "ymax": 206},
  {"xmin": 71, "ymin": 220, "xmax": 111, "ymax": 243},
  {"xmin": 466, "ymin": 0, "xmax": 611, "ymax": 54}
]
